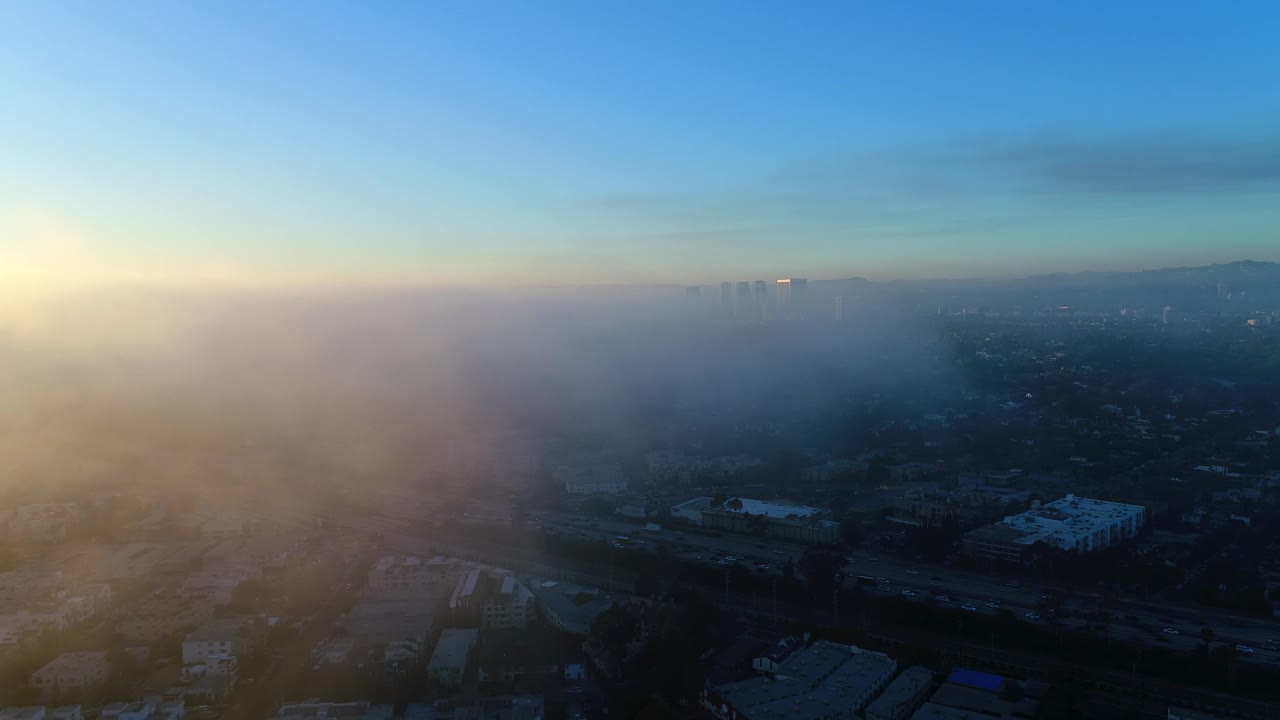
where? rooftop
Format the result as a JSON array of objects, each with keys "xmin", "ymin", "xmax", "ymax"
[
  {"xmin": 866, "ymin": 666, "xmax": 934, "ymax": 718},
  {"xmin": 712, "ymin": 642, "xmax": 895, "ymax": 720},
  {"xmin": 711, "ymin": 498, "xmax": 823, "ymax": 520},
  {"xmin": 429, "ymin": 629, "xmax": 479, "ymax": 670}
]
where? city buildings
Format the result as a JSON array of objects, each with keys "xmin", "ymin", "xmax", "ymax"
[
  {"xmin": 701, "ymin": 498, "xmax": 841, "ymax": 544},
  {"xmin": 964, "ymin": 495, "xmax": 1145, "ymax": 563},
  {"xmin": 775, "ymin": 278, "xmax": 808, "ymax": 316},
  {"xmin": 182, "ymin": 617, "xmax": 265, "ymax": 665},
  {"xmin": 735, "ymin": 282, "xmax": 752, "ymax": 321},
  {"xmin": 116, "ymin": 597, "xmax": 217, "ymax": 644},
  {"xmin": 30, "ymin": 651, "xmax": 110, "ymax": 699},
  {"xmin": 702, "ymin": 641, "xmax": 896, "ymax": 720},
  {"xmin": 366, "ymin": 556, "xmax": 460, "ymax": 597},
  {"xmin": 752, "ymin": 280, "xmax": 768, "ymax": 316},
  {"xmin": 428, "ymin": 629, "xmax": 480, "ymax": 687},
  {"xmin": 557, "ymin": 464, "xmax": 628, "ymax": 495}
]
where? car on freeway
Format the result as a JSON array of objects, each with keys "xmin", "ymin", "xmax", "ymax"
[
  {"xmin": 876, "ymin": 578, "xmax": 889, "ymax": 584},
  {"xmin": 934, "ymin": 595, "xmax": 951, "ymax": 602},
  {"xmin": 691, "ymin": 554, "xmax": 701, "ymax": 559},
  {"xmin": 902, "ymin": 589, "xmax": 917, "ymax": 597},
  {"xmin": 906, "ymin": 569, "xmax": 919, "ymax": 575},
  {"xmin": 985, "ymin": 601, "xmax": 1001, "ymax": 609},
  {"xmin": 1162, "ymin": 627, "xmax": 1180, "ymax": 636},
  {"xmin": 1025, "ymin": 612, "xmax": 1041, "ymax": 620},
  {"xmin": 1235, "ymin": 645, "xmax": 1254, "ymax": 654},
  {"xmin": 962, "ymin": 604, "xmax": 978, "ymax": 612}
]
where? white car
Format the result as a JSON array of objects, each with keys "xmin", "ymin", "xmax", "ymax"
[
  {"xmin": 962, "ymin": 604, "xmax": 978, "ymax": 612},
  {"xmin": 1162, "ymin": 627, "xmax": 1180, "ymax": 636},
  {"xmin": 985, "ymin": 601, "xmax": 1001, "ymax": 609},
  {"xmin": 906, "ymin": 569, "xmax": 919, "ymax": 575},
  {"xmin": 901, "ymin": 589, "xmax": 917, "ymax": 597},
  {"xmin": 1025, "ymin": 612, "xmax": 1041, "ymax": 620},
  {"xmin": 1235, "ymin": 645, "xmax": 1254, "ymax": 654}
]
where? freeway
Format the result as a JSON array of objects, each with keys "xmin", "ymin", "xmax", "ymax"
[
  {"xmin": 351, "ymin": 504, "xmax": 1280, "ymax": 664},
  {"xmin": 527, "ymin": 510, "xmax": 1280, "ymax": 663}
]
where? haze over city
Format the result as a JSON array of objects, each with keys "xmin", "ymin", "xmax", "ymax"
[{"xmin": 2, "ymin": 4, "xmax": 1280, "ymax": 720}]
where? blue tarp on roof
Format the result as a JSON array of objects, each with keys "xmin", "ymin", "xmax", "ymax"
[{"xmin": 947, "ymin": 668, "xmax": 1005, "ymax": 692}]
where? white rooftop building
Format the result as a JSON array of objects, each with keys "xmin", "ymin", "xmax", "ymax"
[{"xmin": 999, "ymin": 495, "xmax": 1145, "ymax": 552}]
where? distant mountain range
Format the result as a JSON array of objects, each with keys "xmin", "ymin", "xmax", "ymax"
[{"xmin": 810, "ymin": 260, "xmax": 1280, "ymax": 309}]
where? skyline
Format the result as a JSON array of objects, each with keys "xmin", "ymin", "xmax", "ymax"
[{"xmin": 3, "ymin": 2, "xmax": 1280, "ymax": 289}]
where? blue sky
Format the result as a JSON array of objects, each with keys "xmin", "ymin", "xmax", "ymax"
[{"xmin": 2, "ymin": 2, "xmax": 1279, "ymax": 287}]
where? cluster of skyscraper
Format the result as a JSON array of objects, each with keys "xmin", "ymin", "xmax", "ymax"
[{"xmin": 686, "ymin": 278, "xmax": 809, "ymax": 323}]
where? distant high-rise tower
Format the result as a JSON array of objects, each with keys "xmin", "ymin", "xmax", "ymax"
[
  {"xmin": 752, "ymin": 280, "xmax": 768, "ymax": 321},
  {"xmin": 833, "ymin": 296, "xmax": 843, "ymax": 322},
  {"xmin": 735, "ymin": 282, "xmax": 752, "ymax": 320},
  {"xmin": 720, "ymin": 282, "xmax": 732, "ymax": 309},
  {"xmin": 1163, "ymin": 306, "xmax": 1174, "ymax": 324},
  {"xmin": 1217, "ymin": 282, "xmax": 1230, "ymax": 299},
  {"xmin": 776, "ymin": 278, "xmax": 808, "ymax": 316}
]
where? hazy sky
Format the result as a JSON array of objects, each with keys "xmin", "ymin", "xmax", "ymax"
[{"xmin": 3, "ymin": 2, "xmax": 1279, "ymax": 288}]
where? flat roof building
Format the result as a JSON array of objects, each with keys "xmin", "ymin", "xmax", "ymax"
[
  {"xmin": 703, "ymin": 641, "xmax": 896, "ymax": 720},
  {"xmin": 702, "ymin": 498, "xmax": 840, "ymax": 544},
  {"xmin": 866, "ymin": 666, "xmax": 935, "ymax": 720},
  {"xmin": 964, "ymin": 495, "xmax": 1145, "ymax": 563},
  {"xmin": 428, "ymin": 629, "xmax": 479, "ymax": 687}
]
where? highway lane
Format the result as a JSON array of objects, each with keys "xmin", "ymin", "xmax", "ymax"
[
  {"xmin": 351, "ymin": 507, "xmax": 1280, "ymax": 664},
  {"xmin": 528, "ymin": 511, "xmax": 1280, "ymax": 663}
]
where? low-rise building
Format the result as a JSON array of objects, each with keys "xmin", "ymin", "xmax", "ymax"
[
  {"xmin": 182, "ymin": 617, "xmax": 266, "ymax": 665},
  {"xmin": 964, "ymin": 495, "xmax": 1145, "ymax": 563},
  {"xmin": 0, "ymin": 569, "xmax": 66, "ymax": 607},
  {"xmin": 912, "ymin": 668, "xmax": 1046, "ymax": 720},
  {"xmin": 527, "ymin": 581, "xmax": 618, "ymax": 636},
  {"xmin": 117, "ymin": 598, "xmax": 217, "ymax": 644},
  {"xmin": 670, "ymin": 498, "xmax": 713, "ymax": 526},
  {"xmin": 702, "ymin": 641, "xmax": 896, "ymax": 720},
  {"xmin": 30, "ymin": 651, "xmax": 110, "ymax": 699},
  {"xmin": 428, "ymin": 629, "xmax": 479, "ymax": 686},
  {"xmin": 701, "ymin": 498, "xmax": 840, "ymax": 544},
  {"xmin": 866, "ymin": 666, "xmax": 934, "ymax": 720},
  {"xmin": 367, "ymin": 556, "xmax": 460, "ymax": 597},
  {"xmin": 557, "ymin": 465, "xmax": 628, "ymax": 495},
  {"xmin": 450, "ymin": 571, "xmax": 536, "ymax": 629}
]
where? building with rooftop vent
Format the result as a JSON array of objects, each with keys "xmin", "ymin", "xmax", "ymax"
[{"xmin": 964, "ymin": 495, "xmax": 1145, "ymax": 564}]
